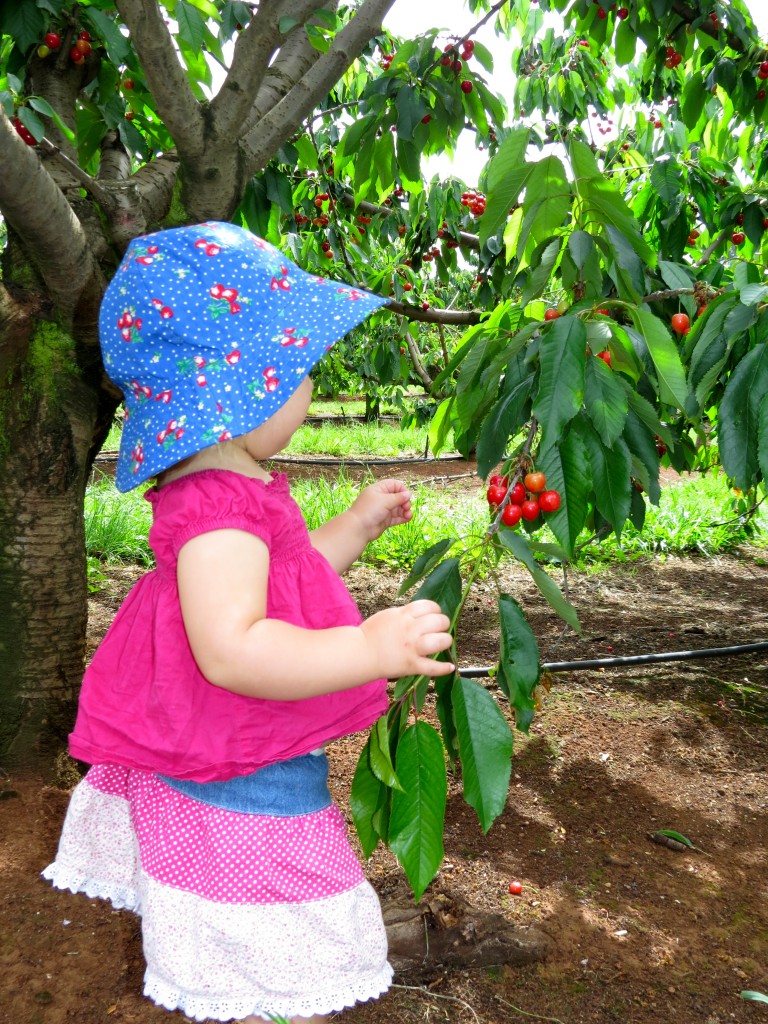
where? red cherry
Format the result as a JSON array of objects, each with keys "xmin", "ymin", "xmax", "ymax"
[
  {"xmin": 123, "ymin": 78, "xmax": 135, "ymax": 90},
  {"xmin": 524, "ymin": 471, "xmax": 546, "ymax": 493},
  {"xmin": 616, "ymin": 7, "xmax": 628, "ymax": 18},
  {"xmin": 75, "ymin": 38, "xmax": 92, "ymax": 56},
  {"xmin": 78, "ymin": 30, "xmax": 91, "ymax": 41},
  {"xmin": 670, "ymin": 312, "xmax": 690, "ymax": 334},
  {"xmin": 543, "ymin": 308, "xmax": 560, "ymax": 321},
  {"xmin": 758, "ymin": 89, "xmax": 767, "ymax": 100},
  {"xmin": 421, "ymin": 114, "xmax": 432, "ymax": 123},
  {"xmin": 596, "ymin": 6, "xmax": 607, "ymax": 17},
  {"xmin": 539, "ymin": 490, "xmax": 561, "ymax": 513},
  {"xmin": 487, "ymin": 484, "xmax": 507, "ymax": 506},
  {"xmin": 490, "ymin": 474, "xmax": 509, "ymax": 488},
  {"xmin": 509, "ymin": 482, "xmax": 526, "ymax": 505},
  {"xmin": 70, "ymin": 46, "xmax": 84, "ymax": 62},
  {"xmin": 501, "ymin": 503, "xmax": 523, "ymax": 527},
  {"xmin": 44, "ymin": 32, "xmax": 61, "ymax": 49},
  {"xmin": 508, "ymin": 880, "xmax": 523, "ymax": 895},
  {"xmin": 521, "ymin": 499, "xmax": 541, "ymax": 522},
  {"xmin": 463, "ymin": 39, "xmax": 475, "ymax": 53},
  {"xmin": 732, "ymin": 231, "xmax": 745, "ymax": 245},
  {"xmin": 460, "ymin": 80, "xmax": 473, "ymax": 94},
  {"xmin": 596, "ymin": 349, "xmax": 612, "ymax": 368}
]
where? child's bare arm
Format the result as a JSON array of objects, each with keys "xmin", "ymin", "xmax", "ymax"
[
  {"xmin": 177, "ymin": 527, "xmax": 453, "ymax": 700},
  {"xmin": 310, "ymin": 479, "xmax": 412, "ymax": 574}
]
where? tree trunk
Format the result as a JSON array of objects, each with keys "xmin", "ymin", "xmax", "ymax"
[{"xmin": 0, "ymin": 284, "xmax": 112, "ymax": 774}]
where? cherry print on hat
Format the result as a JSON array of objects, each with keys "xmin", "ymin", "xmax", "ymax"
[{"xmin": 99, "ymin": 221, "xmax": 388, "ymax": 491}]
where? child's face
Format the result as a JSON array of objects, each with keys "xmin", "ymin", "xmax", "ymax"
[{"xmin": 242, "ymin": 376, "xmax": 313, "ymax": 460}]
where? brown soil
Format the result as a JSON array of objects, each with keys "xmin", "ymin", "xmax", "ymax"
[{"xmin": 3, "ymin": 462, "xmax": 768, "ymax": 1024}]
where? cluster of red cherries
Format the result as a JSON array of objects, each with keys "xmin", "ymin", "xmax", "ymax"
[{"xmin": 486, "ymin": 470, "xmax": 561, "ymax": 528}]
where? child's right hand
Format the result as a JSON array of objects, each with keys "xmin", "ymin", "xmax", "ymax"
[{"xmin": 360, "ymin": 600, "xmax": 455, "ymax": 680}]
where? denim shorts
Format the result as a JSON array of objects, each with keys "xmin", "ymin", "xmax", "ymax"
[{"xmin": 157, "ymin": 750, "xmax": 331, "ymax": 816}]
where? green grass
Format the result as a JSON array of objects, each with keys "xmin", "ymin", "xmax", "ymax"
[
  {"xmin": 84, "ymin": 467, "xmax": 767, "ymax": 585},
  {"xmin": 284, "ymin": 420, "xmax": 431, "ymax": 458}
]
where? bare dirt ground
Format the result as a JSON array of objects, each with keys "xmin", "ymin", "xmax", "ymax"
[{"xmin": 2, "ymin": 460, "xmax": 768, "ymax": 1024}]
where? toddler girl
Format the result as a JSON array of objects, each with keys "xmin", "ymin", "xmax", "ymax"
[{"xmin": 43, "ymin": 222, "xmax": 454, "ymax": 1024}]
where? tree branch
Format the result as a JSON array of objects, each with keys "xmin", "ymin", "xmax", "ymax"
[
  {"xmin": 404, "ymin": 328, "xmax": 434, "ymax": 391},
  {"xmin": 115, "ymin": 0, "xmax": 205, "ymax": 161},
  {"xmin": 211, "ymin": 0, "xmax": 327, "ymax": 140},
  {"xmin": 242, "ymin": 0, "xmax": 397, "ymax": 177},
  {"xmin": 387, "ymin": 299, "xmax": 483, "ymax": 326},
  {"xmin": 0, "ymin": 114, "xmax": 101, "ymax": 322}
]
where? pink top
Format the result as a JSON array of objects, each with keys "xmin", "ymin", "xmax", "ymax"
[{"xmin": 69, "ymin": 471, "xmax": 388, "ymax": 781}]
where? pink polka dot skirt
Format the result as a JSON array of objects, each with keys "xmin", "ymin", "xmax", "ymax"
[{"xmin": 43, "ymin": 764, "xmax": 392, "ymax": 1022}]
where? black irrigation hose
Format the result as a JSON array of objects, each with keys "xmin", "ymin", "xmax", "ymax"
[
  {"xmin": 459, "ymin": 641, "xmax": 768, "ymax": 678},
  {"xmin": 268, "ymin": 454, "xmax": 466, "ymax": 467}
]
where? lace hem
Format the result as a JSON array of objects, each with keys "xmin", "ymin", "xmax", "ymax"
[
  {"xmin": 41, "ymin": 862, "xmax": 141, "ymax": 914},
  {"xmin": 144, "ymin": 962, "xmax": 394, "ymax": 1022}
]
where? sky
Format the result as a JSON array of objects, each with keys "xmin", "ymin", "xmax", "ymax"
[{"xmin": 382, "ymin": 0, "xmax": 768, "ymax": 188}]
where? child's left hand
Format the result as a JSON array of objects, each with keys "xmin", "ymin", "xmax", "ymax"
[{"xmin": 349, "ymin": 479, "xmax": 413, "ymax": 542}]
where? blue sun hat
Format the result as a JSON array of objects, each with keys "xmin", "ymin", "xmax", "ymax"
[{"xmin": 100, "ymin": 221, "xmax": 387, "ymax": 491}]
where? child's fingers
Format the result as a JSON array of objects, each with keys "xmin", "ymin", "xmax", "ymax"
[{"xmin": 406, "ymin": 599, "xmax": 448, "ymax": 623}]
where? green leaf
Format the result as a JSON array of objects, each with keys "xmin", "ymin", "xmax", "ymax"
[
  {"xmin": 532, "ymin": 315, "xmax": 586, "ymax": 454},
  {"xmin": 176, "ymin": 0, "xmax": 206, "ymax": 52},
  {"xmin": 395, "ymin": 85, "xmax": 422, "ymax": 142},
  {"xmin": 584, "ymin": 355, "xmax": 628, "ymax": 447},
  {"xmin": 718, "ymin": 344, "xmax": 768, "ymax": 490},
  {"xmin": 414, "ymin": 557, "xmax": 462, "ymax": 620},
  {"xmin": 453, "ymin": 677, "xmax": 513, "ymax": 833},
  {"xmin": 495, "ymin": 593, "xmax": 536, "ymax": 696},
  {"xmin": 476, "ymin": 355, "xmax": 535, "ymax": 478},
  {"xmin": 278, "ymin": 15, "xmax": 301, "ymax": 33},
  {"xmin": 537, "ymin": 429, "xmax": 590, "ymax": 557},
  {"xmin": 369, "ymin": 716, "xmax": 402, "ymax": 790},
  {"xmin": 338, "ymin": 113, "xmax": 376, "ymax": 160},
  {"xmin": 655, "ymin": 829, "xmax": 695, "ymax": 848},
  {"xmin": 568, "ymin": 230, "xmax": 596, "ymax": 271},
  {"xmin": 629, "ymin": 308, "xmax": 689, "ymax": 408},
  {"xmin": 398, "ymin": 538, "xmax": 456, "ymax": 595},
  {"xmin": 350, "ymin": 738, "xmax": 387, "ymax": 858},
  {"xmin": 480, "ymin": 127, "xmax": 536, "ymax": 246},
  {"xmin": 650, "ymin": 156, "xmax": 682, "ymax": 204},
  {"xmin": 497, "ymin": 530, "xmax": 581, "ymax": 633},
  {"xmin": 580, "ymin": 422, "xmax": 632, "ymax": 535},
  {"xmin": 622, "ymin": 409, "xmax": 661, "ymax": 505},
  {"xmin": 389, "ymin": 722, "xmax": 447, "ymax": 901},
  {"xmin": 84, "ymin": 8, "xmax": 132, "ymax": 65},
  {"xmin": 758, "ymin": 394, "xmax": 768, "ymax": 486},
  {"xmin": 739, "ymin": 283, "xmax": 768, "ymax": 305},
  {"xmin": 741, "ymin": 992, "xmax": 768, "ymax": 1004},
  {"xmin": 0, "ymin": 2, "xmax": 46, "ymax": 52}
]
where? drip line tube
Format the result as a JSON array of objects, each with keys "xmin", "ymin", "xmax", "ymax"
[
  {"xmin": 458, "ymin": 641, "xmax": 768, "ymax": 678},
  {"xmin": 268, "ymin": 454, "xmax": 466, "ymax": 467}
]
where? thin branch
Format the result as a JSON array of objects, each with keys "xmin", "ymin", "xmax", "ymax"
[
  {"xmin": 404, "ymin": 327, "xmax": 434, "ymax": 391},
  {"xmin": 38, "ymin": 138, "xmax": 115, "ymax": 211},
  {"xmin": 695, "ymin": 227, "xmax": 731, "ymax": 267},
  {"xmin": 391, "ymin": 983, "xmax": 481, "ymax": 1024},
  {"xmin": 242, "ymin": 0, "xmax": 398, "ymax": 177},
  {"xmin": 115, "ymin": 0, "xmax": 205, "ymax": 161}
]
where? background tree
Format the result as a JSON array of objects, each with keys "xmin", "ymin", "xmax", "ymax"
[{"xmin": 1, "ymin": 0, "xmax": 767, "ymax": 899}]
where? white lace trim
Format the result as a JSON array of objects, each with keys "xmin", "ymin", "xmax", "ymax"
[
  {"xmin": 144, "ymin": 963, "xmax": 393, "ymax": 1022},
  {"xmin": 41, "ymin": 862, "xmax": 141, "ymax": 914}
]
